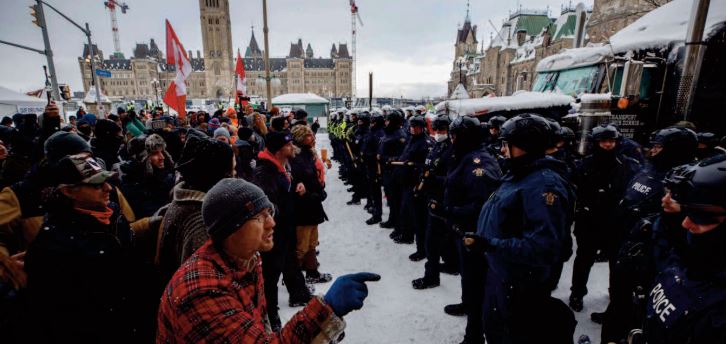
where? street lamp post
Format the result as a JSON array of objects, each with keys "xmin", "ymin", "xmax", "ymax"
[
  {"xmin": 262, "ymin": 0, "xmax": 273, "ymax": 110},
  {"xmin": 151, "ymin": 78, "xmax": 160, "ymax": 105}
]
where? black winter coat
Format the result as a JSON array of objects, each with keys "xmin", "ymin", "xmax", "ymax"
[
  {"xmin": 253, "ymin": 157, "xmax": 295, "ymax": 239},
  {"xmin": 24, "ymin": 204, "xmax": 156, "ymax": 343},
  {"xmin": 290, "ymin": 147, "xmax": 328, "ymax": 226}
]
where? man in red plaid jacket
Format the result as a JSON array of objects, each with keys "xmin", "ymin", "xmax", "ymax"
[{"xmin": 157, "ymin": 178, "xmax": 379, "ymax": 343}]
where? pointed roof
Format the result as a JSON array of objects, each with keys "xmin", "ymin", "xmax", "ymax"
[
  {"xmin": 246, "ymin": 29, "xmax": 262, "ymax": 57},
  {"xmin": 306, "ymin": 43, "xmax": 313, "ymax": 58},
  {"xmin": 457, "ymin": 3, "xmax": 478, "ymax": 45},
  {"xmin": 288, "ymin": 38, "xmax": 305, "ymax": 58},
  {"xmin": 330, "ymin": 43, "xmax": 338, "ymax": 58},
  {"xmin": 337, "ymin": 43, "xmax": 350, "ymax": 58}
]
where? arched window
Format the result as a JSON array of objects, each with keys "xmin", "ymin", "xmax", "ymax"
[{"xmin": 216, "ymin": 18, "xmax": 219, "ymax": 25}]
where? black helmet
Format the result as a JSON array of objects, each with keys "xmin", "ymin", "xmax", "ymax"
[
  {"xmin": 649, "ymin": 126, "xmax": 698, "ymax": 168},
  {"xmin": 371, "ymin": 113, "xmax": 385, "ymax": 127},
  {"xmin": 450, "ymin": 115, "xmax": 482, "ymax": 152},
  {"xmin": 385, "ymin": 111, "xmax": 403, "ymax": 127},
  {"xmin": 409, "ymin": 115, "xmax": 426, "ymax": 128},
  {"xmin": 558, "ymin": 126, "xmax": 576, "ymax": 143},
  {"xmin": 697, "ymin": 132, "xmax": 719, "ymax": 147},
  {"xmin": 499, "ymin": 113, "xmax": 551, "ymax": 154},
  {"xmin": 358, "ymin": 112, "xmax": 371, "ymax": 125},
  {"xmin": 487, "ymin": 116, "xmax": 507, "ymax": 129},
  {"xmin": 432, "ymin": 115, "xmax": 451, "ymax": 131},
  {"xmin": 591, "ymin": 124, "xmax": 621, "ymax": 141},
  {"xmin": 545, "ymin": 119, "xmax": 562, "ymax": 147},
  {"xmin": 449, "ymin": 115, "xmax": 481, "ymax": 136},
  {"xmin": 664, "ymin": 154, "xmax": 726, "ymax": 224}
]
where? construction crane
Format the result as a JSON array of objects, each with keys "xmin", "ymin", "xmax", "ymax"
[
  {"xmin": 349, "ymin": 0, "xmax": 363, "ymax": 101},
  {"xmin": 104, "ymin": 0, "xmax": 129, "ymax": 58}
]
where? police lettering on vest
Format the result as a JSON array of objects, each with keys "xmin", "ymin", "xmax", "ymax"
[{"xmin": 649, "ymin": 283, "xmax": 677, "ymax": 323}]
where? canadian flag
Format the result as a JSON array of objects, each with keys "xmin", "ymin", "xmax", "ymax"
[
  {"xmin": 162, "ymin": 19, "xmax": 192, "ymax": 119},
  {"xmin": 235, "ymin": 49, "xmax": 247, "ymax": 106}
]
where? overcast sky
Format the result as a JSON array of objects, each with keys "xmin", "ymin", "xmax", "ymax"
[{"xmin": 0, "ymin": 0, "xmax": 590, "ymax": 98}]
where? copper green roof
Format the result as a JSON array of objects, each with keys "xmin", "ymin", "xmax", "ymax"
[
  {"xmin": 515, "ymin": 15, "xmax": 553, "ymax": 36},
  {"xmin": 554, "ymin": 14, "xmax": 577, "ymax": 40}
]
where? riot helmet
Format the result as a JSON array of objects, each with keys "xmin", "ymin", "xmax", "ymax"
[
  {"xmin": 499, "ymin": 113, "xmax": 551, "ymax": 155},
  {"xmin": 664, "ymin": 154, "xmax": 726, "ymax": 225},
  {"xmin": 649, "ymin": 126, "xmax": 698, "ymax": 169}
]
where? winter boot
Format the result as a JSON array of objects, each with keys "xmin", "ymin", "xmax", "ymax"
[
  {"xmin": 569, "ymin": 295, "xmax": 584, "ymax": 312},
  {"xmin": 412, "ymin": 276, "xmax": 440, "ymax": 290},
  {"xmin": 394, "ymin": 235, "xmax": 414, "ymax": 244},
  {"xmin": 408, "ymin": 251, "xmax": 426, "ymax": 261},
  {"xmin": 590, "ymin": 311, "xmax": 605, "ymax": 324},
  {"xmin": 379, "ymin": 220, "xmax": 395, "ymax": 229},
  {"xmin": 444, "ymin": 303, "xmax": 466, "ymax": 316},
  {"xmin": 268, "ymin": 312, "xmax": 282, "ymax": 332},
  {"xmin": 365, "ymin": 215, "xmax": 382, "ymax": 225},
  {"xmin": 440, "ymin": 263, "xmax": 459, "ymax": 276},
  {"xmin": 289, "ymin": 292, "xmax": 312, "ymax": 307},
  {"xmin": 305, "ymin": 270, "xmax": 333, "ymax": 284}
]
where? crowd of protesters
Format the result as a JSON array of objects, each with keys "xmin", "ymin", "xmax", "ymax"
[
  {"xmin": 0, "ymin": 102, "xmax": 379, "ymax": 343},
  {"xmin": 329, "ymin": 105, "xmax": 725, "ymax": 344}
]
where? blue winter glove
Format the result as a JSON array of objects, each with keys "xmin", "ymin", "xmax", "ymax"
[{"xmin": 324, "ymin": 272, "xmax": 381, "ymax": 317}]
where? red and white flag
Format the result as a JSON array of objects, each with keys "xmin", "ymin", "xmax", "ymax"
[
  {"xmin": 162, "ymin": 19, "xmax": 192, "ymax": 119},
  {"xmin": 235, "ymin": 49, "xmax": 247, "ymax": 106}
]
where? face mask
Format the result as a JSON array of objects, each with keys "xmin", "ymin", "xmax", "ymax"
[{"xmin": 434, "ymin": 134, "xmax": 448, "ymax": 143}]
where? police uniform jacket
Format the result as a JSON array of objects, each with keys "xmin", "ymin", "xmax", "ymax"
[{"xmin": 476, "ymin": 156, "xmax": 572, "ymax": 286}]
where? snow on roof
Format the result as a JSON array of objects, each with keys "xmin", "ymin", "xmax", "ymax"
[
  {"xmin": 580, "ymin": 92, "xmax": 612, "ymax": 103},
  {"xmin": 512, "ymin": 34, "xmax": 544, "ymax": 64},
  {"xmin": 536, "ymin": 44, "xmax": 612, "ymax": 72},
  {"xmin": 272, "ymin": 93, "xmax": 329, "ymax": 105},
  {"xmin": 435, "ymin": 91, "xmax": 574, "ymax": 116},
  {"xmin": 610, "ymin": 0, "xmax": 726, "ymax": 54},
  {"xmin": 450, "ymin": 84, "xmax": 470, "ymax": 100}
]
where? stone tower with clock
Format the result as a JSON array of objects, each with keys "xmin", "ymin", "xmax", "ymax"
[{"xmin": 199, "ymin": 0, "xmax": 234, "ymax": 99}]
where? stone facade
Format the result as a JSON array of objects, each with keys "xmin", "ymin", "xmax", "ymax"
[
  {"xmin": 586, "ymin": 0, "xmax": 664, "ymax": 44},
  {"xmin": 449, "ymin": 1, "xmax": 656, "ymax": 98},
  {"xmin": 78, "ymin": 0, "xmax": 352, "ymax": 101}
]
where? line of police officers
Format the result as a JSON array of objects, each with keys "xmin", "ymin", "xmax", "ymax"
[{"xmin": 328, "ymin": 107, "xmax": 725, "ymax": 344}]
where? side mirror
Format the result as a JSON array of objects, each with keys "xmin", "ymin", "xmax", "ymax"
[{"xmin": 620, "ymin": 60, "xmax": 644, "ymax": 100}]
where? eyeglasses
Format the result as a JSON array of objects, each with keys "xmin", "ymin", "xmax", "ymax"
[{"xmin": 251, "ymin": 209, "xmax": 274, "ymax": 224}]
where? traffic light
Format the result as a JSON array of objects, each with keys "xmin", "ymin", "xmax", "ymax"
[
  {"xmin": 30, "ymin": 5, "xmax": 42, "ymax": 28},
  {"xmin": 60, "ymin": 84, "xmax": 71, "ymax": 101}
]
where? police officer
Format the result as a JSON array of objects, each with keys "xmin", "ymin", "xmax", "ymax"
[
  {"xmin": 412, "ymin": 115, "xmax": 458, "ymax": 289},
  {"xmin": 433, "ymin": 115, "xmax": 501, "ymax": 344},
  {"xmin": 363, "ymin": 113, "xmax": 386, "ymax": 225},
  {"xmin": 346, "ymin": 112, "xmax": 370, "ymax": 205},
  {"xmin": 696, "ymin": 132, "xmax": 722, "ymax": 160},
  {"xmin": 568, "ymin": 124, "xmax": 640, "ymax": 311},
  {"xmin": 485, "ymin": 116, "xmax": 506, "ymax": 146},
  {"xmin": 637, "ymin": 154, "xmax": 726, "ymax": 344},
  {"xmin": 474, "ymin": 113, "xmax": 576, "ymax": 344},
  {"xmin": 599, "ymin": 126, "xmax": 698, "ymax": 342},
  {"xmin": 378, "ymin": 111, "xmax": 407, "ymax": 229},
  {"xmin": 391, "ymin": 116, "xmax": 432, "ymax": 255}
]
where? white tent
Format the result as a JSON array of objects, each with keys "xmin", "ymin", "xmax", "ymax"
[
  {"xmin": 0, "ymin": 86, "xmax": 47, "ymax": 116},
  {"xmin": 449, "ymin": 83, "xmax": 470, "ymax": 100},
  {"xmin": 272, "ymin": 93, "xmax": 328, "ymax": 105},
  {"xmin": 83, "ymin": 87, "xmax": 111, "ymax": 113}
]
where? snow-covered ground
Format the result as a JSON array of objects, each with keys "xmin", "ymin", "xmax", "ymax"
[{"xmin": 279, "ymin": 134, "xmax": 610, "ymax": 343}]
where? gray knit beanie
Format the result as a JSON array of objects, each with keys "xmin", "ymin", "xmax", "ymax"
[
  {"xmin": 213, "ymin": 127, "xmax": 231, "ymax": 141},
  {"xmin": 202, "ymin": 178, "xmax": 274, "ymax": 242}
]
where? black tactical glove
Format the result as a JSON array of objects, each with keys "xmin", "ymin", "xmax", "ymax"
[{"xmin": 463, "ymin": 233, "xmax": 492, "ymax": 253}]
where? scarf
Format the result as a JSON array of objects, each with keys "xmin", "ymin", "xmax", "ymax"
[
  {"xmin": 258, "ymin": 149, "xmax": 291, "ymax": 182},
  {"xmin": 74, "ymin": 206, "xmax": 114, "ymax": 225}
]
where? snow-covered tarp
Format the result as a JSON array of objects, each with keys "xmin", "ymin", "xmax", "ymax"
[
  {"xmin": 0, "ymin": 86, "xmax": 47, "ymax": 115},
  {"xmin": 610, "ymin": 0, "xmax": 726, "ymax": 54},
  {"xmin": 272, "ymin": 93, "xmax": 328, "ymax": 105},
  {"xmin": 449, "ymin": 84, "xmax": 470, "ymax": 100},
  {"xmin": 536, "ymin": 45, "xmax": 612, "ymax": 72},
  {"xmin": 435, "ymin": 91, "xmax": 574, "ymax": 117}
]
